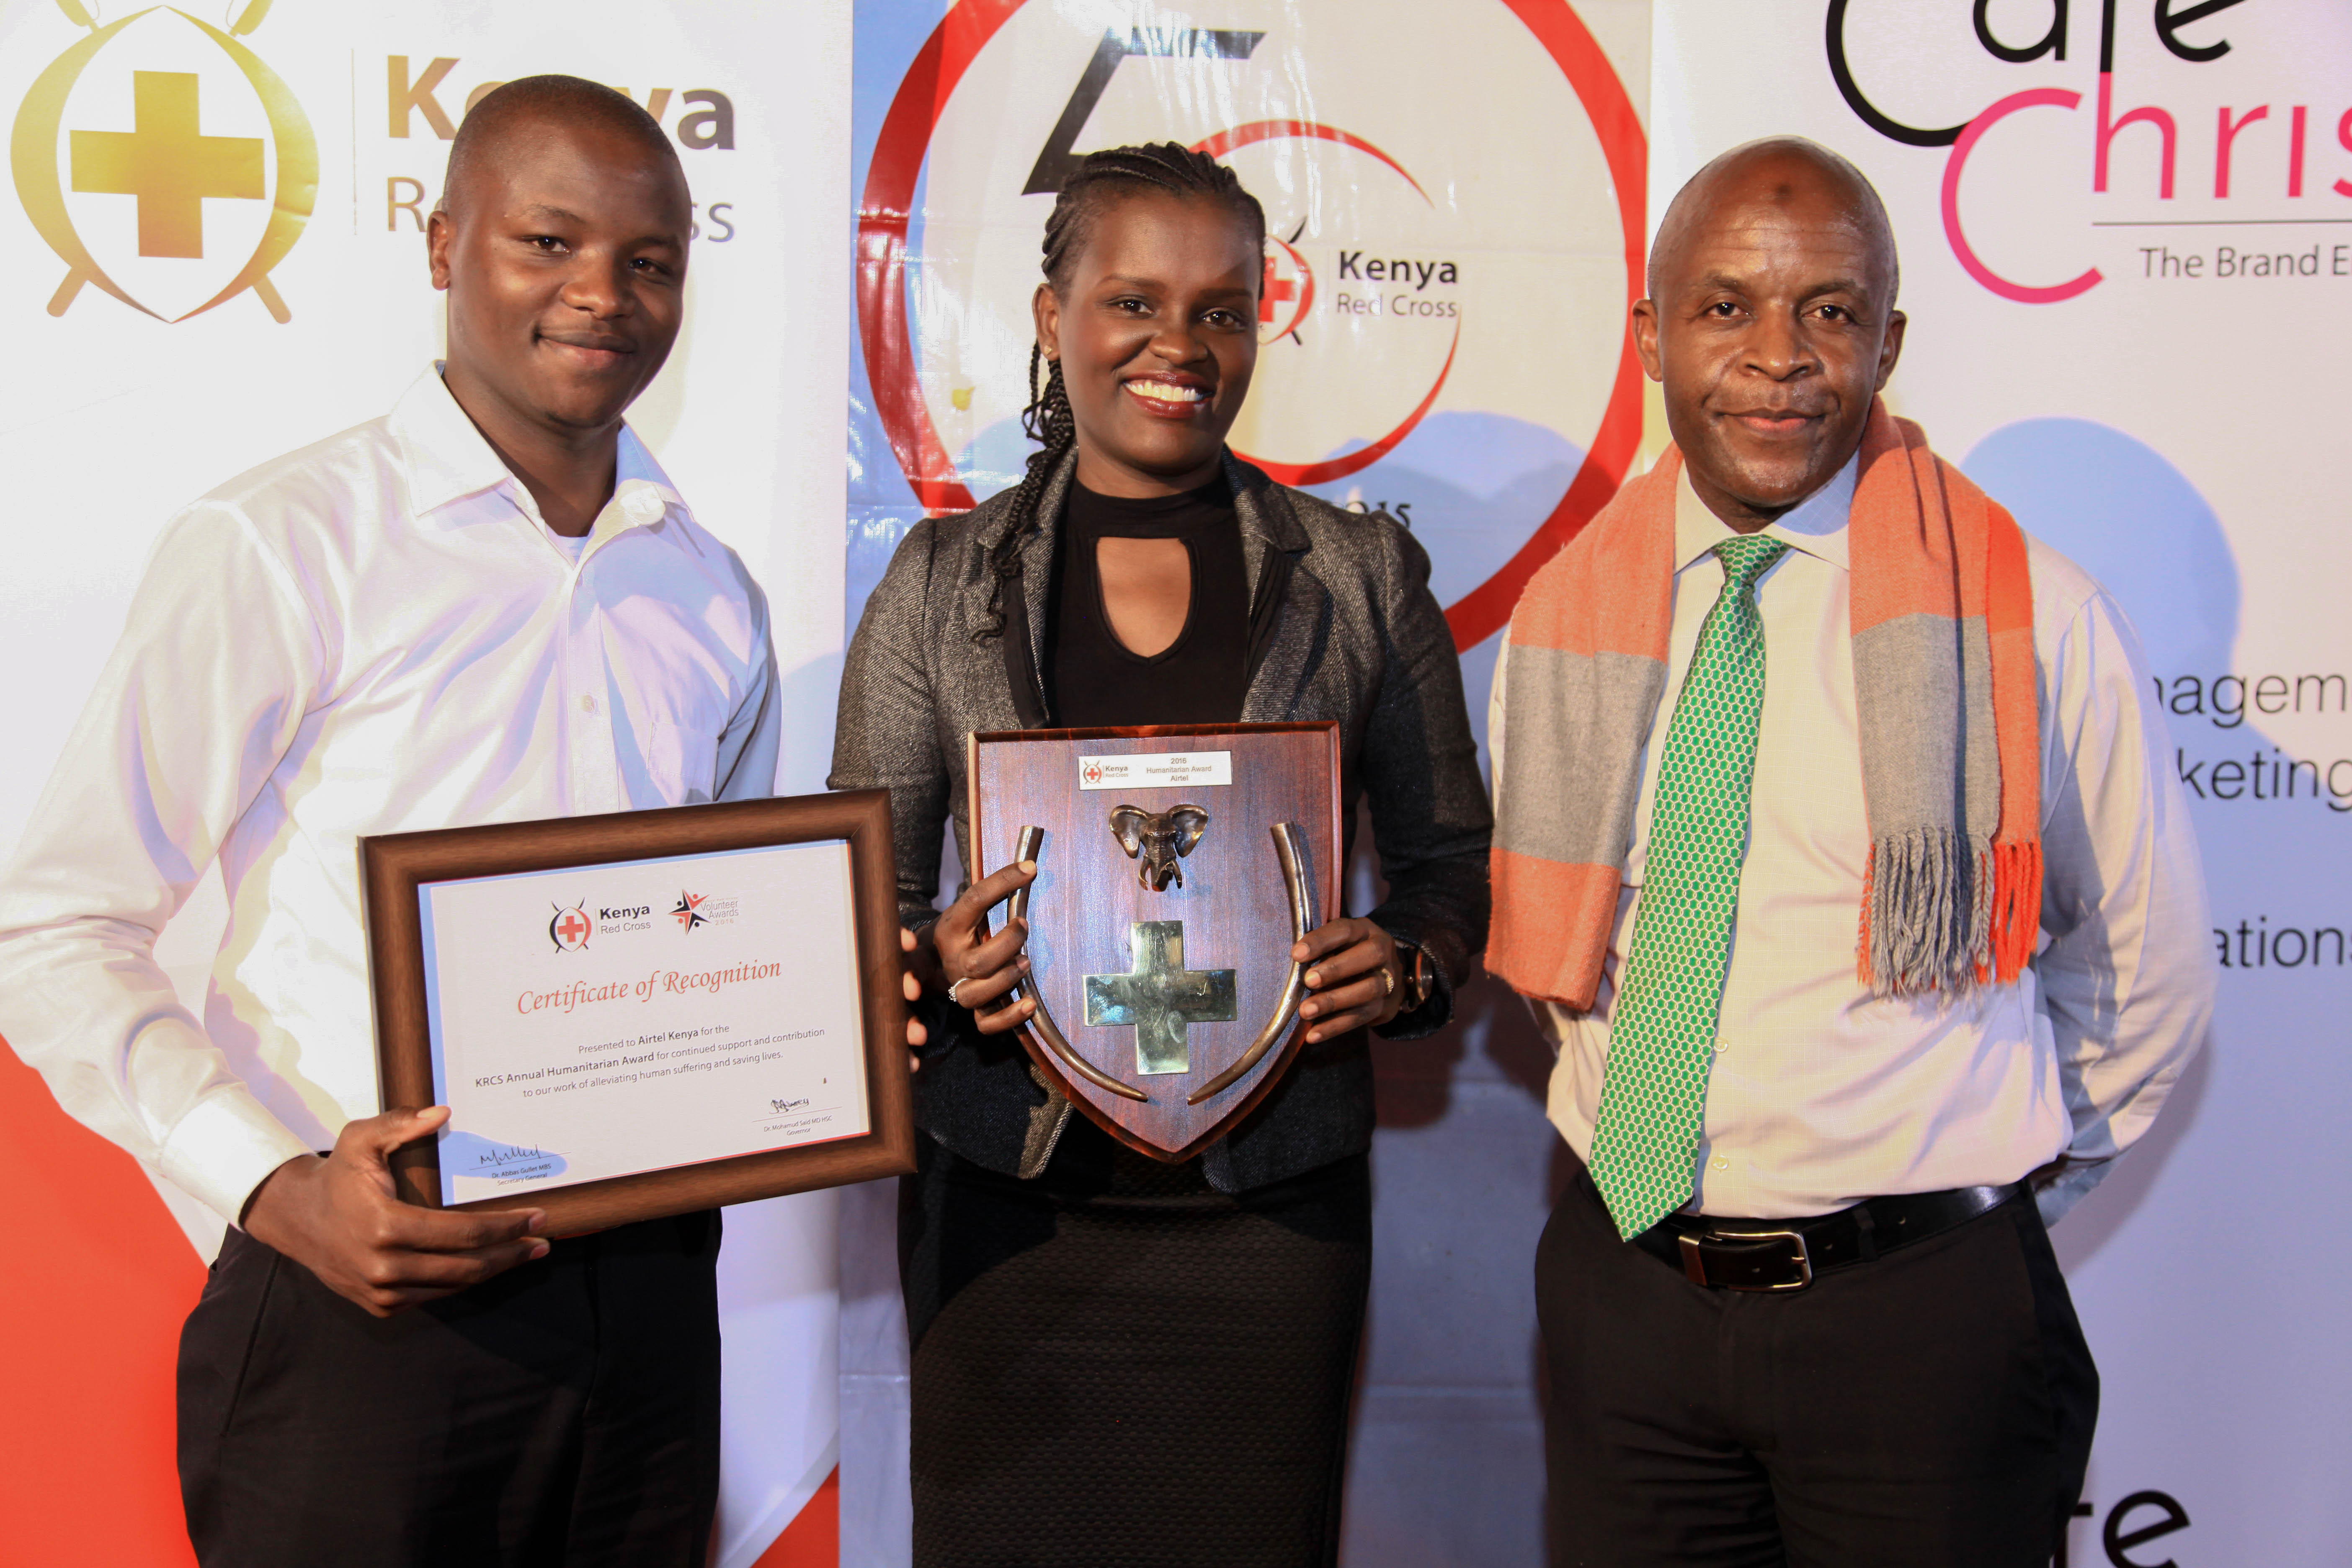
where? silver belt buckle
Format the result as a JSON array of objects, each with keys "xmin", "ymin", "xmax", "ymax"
[{"xmin": 1679, "ymin": 1228, "xmax": 1814, "ymax": 1292}]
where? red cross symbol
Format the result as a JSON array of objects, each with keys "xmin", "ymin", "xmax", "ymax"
[
  {"xmin": 1259, "ymin": 251, "xmax": 1297, "ymax": 324},
  {"xmin": 556, "ymin": 910, "xmax": 589, "ymax": 946},
  {"xmin": 1083, "ymin": 762, "xmax": 1103, "ymax": 783}
]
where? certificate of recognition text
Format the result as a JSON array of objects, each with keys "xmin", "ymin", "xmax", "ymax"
[{"xmin": 416, "ymin": 839, "xmax": 870, "ymax": 1205}]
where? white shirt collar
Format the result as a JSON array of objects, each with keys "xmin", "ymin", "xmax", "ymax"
[
  {"xmin": 1672, "ymin": 449, "xmax": 1861, "ymax": 575},
  {"xmin": 387, "ymin": 365, "xmax": 689, "ymax": 542}
]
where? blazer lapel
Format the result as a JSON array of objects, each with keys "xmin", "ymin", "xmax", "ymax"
[
  {"xmin": 988, "ymin": 449, "xmax": 1078, "ymax": 730},
  {"xmin": 1227, "ymin": 456, "xmax": 1319, "ymax": 722}
]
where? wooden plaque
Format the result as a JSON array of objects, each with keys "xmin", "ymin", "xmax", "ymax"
[
  {"xmin": 361, "ymin": 790, "xmax": 916, "ymax": 1237},
  {"xmin": 968, "ymin": 723, "xmax": 1342, "ymax": 1160}
]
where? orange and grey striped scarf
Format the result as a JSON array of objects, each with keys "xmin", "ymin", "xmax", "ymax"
[{"xmin": 1489, "ymin": 402, "xmax": 2040, "ymax": 1009}]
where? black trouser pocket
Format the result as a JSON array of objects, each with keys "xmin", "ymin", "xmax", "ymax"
[{"xmin": 177, "ymin": 1228, "xmax": 283, "ymax": 1545}]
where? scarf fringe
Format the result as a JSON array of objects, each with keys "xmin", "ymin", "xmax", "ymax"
[
  {"xmin": 1983, "ymin": 837, "xmax": 2043, "ymax": 985},
  {"xmin": 1859, "ymin": 829, "xmax": 1990, "ymax": 998}
]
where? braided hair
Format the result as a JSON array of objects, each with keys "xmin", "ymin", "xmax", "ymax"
[{"xmin": 974, "ymin": 143, "xmax": 1266, "ymax": 643}]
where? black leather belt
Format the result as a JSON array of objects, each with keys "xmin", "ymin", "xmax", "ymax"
[{"xmin": 1620, "ymin": 1180, "xmax": 2023, "ymax": 1292}]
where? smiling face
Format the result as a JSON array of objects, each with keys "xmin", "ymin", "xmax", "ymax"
[
  {"xmin": 428, "ymin": 116, "xmax": 690, "ymax": 444},
  {"xmin": 1034, "ymin": 188, "xmax": 1262, "ymax": 497},
  {"xmin": 1633, "ymin": 143, "xmax": 1905, "ymax": 530}
]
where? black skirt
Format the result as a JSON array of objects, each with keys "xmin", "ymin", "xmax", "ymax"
[{"xmin": 900, "ymin": 1119, "xmax": 1372, "ymax": 1568}]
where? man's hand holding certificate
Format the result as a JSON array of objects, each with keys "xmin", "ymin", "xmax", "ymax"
[{"xmin": 242, "ymin": 1106, "xmax": 549, "ymax": 1318}]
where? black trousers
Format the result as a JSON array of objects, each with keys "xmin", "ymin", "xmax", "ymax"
[
  {"xmin": 178, "ymin": 1212, "xmax": 723, "ymax": 1568},
  {"xmin": 1537, "ymin": 1166, "xmax": 2096, "ymax": 1568}
]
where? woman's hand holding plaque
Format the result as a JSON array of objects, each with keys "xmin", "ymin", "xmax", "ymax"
[
  {"xmin": 1293, "ymin": 918, "xmax": 1404, "ymax": 1043},
  {"xmin": 906, "ymin": 859, "xmax": 1040, "ymax": 1040}
]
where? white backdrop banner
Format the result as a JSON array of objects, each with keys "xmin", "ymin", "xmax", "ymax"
[
  {"xmin": 1656, "ymin": 3, "xmax": 2351, "ymax": 1563},
  {"xmin": 0, "ymin": 3, "xmax": 850, "ymax": 1564}
]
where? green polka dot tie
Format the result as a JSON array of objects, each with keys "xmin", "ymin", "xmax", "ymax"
[{"xmin": 1587, "ymin": 534, "xmax": 1789, "ymax": 1241}]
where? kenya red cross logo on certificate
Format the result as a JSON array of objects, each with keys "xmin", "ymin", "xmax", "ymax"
[{"xmin": 548, "ymin": 902, "xmax": 594, "ymax": 953}]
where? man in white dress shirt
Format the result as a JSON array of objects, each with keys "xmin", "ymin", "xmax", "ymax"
[
  {"xmin": 1488, "ymin": 140, "xmax": 2212, "ymax": 1565},
  {"xmin": 0, "ymin": 78, "xmax": 774, "ymax": 1565}
]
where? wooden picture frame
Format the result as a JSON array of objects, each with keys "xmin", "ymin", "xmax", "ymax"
[{"xmin": 361, "ymin": 790, "xmax": 915, "ymax": 1236}]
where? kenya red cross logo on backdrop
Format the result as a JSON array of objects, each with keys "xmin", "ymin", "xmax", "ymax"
[
  {"xmin": 548, "ymin": 902, "xmax": 594, "ymax": 953},
  {"xmin": 11, "ymin": 0, "xmax": 318, "ymax": 324},
  {"xmin": 855, "ymin": 0, "xmax": 1646, "ymax": 652}
]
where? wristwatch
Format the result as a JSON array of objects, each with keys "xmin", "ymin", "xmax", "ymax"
[{"xmin": 1393, "ymin": 940, "xmax": 1435, "ymax": 1012}]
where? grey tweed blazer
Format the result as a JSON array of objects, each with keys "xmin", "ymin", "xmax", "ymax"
[{"xmin": 829, "ymin": 449, "xmax": 1491, "ymax": 1192}]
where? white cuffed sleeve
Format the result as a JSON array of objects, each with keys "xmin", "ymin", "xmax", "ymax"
[{"xmin": 0, "ymin": 504, "xmax": 322, "ymax": 1224}]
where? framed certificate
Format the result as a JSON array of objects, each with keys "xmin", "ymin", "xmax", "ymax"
[{"xmin": 360, "ymin": 790, "xmax": 915, "ymax": 1235}]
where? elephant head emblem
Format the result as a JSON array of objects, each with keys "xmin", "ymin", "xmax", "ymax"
[{"xmin": 1108, "ymin": 804, "xmax": 1210, "ymax": 891}]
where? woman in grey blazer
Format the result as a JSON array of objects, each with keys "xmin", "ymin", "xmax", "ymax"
[{"xmin": 830, "ymin": 143, "xmax": 1490, "ymax": 1568}]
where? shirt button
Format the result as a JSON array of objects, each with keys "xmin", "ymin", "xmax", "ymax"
[
  {"xmin": 1709, "ymin": 1156, "xmax": 1730, "ymax": 1171},
  {"xmin": 580, "ymin": 695, "xmax": 597, "ymax": 715}
]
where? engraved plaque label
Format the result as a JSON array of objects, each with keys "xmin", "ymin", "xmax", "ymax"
[{"xmin": 1078, "ymin": 751, "xmax": 1234, "ymax": 790}]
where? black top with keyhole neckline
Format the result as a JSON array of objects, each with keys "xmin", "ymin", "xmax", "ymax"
[{"xmin": 1044, "ymin": 476, "xmax": 1251, "ymax": 727}]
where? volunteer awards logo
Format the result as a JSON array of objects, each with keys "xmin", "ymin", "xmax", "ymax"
[{"xmin": 11, "ymin": 0, "xmax": 318, "ymax": 322}]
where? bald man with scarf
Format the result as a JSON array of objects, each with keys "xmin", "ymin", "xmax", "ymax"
[{"xmin": 1489, "ymin": 139, "xmax": 2212, "ymax": 1567}]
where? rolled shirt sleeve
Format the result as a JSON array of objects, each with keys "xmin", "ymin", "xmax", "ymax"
[{"xmin": 0, "ymin": 505, "xmax": 322, "ymax": 1225}]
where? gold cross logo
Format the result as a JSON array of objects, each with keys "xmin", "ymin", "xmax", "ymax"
[
  {"xmin": 1083, "ymin": 921, "xmax": 1238, "ymax": 1077},
  {"xmin": 11, "ymin": 4, "xmax": 317, "ymax": 322},
  {"xmin": 71, "ymin": 71, "xmax": 263, "ymax": 259}
]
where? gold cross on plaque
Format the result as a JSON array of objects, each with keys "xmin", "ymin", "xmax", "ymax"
[{"xmin": 1084, "ymin": 921, "xmax": 1238, "ymax": 1076}]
